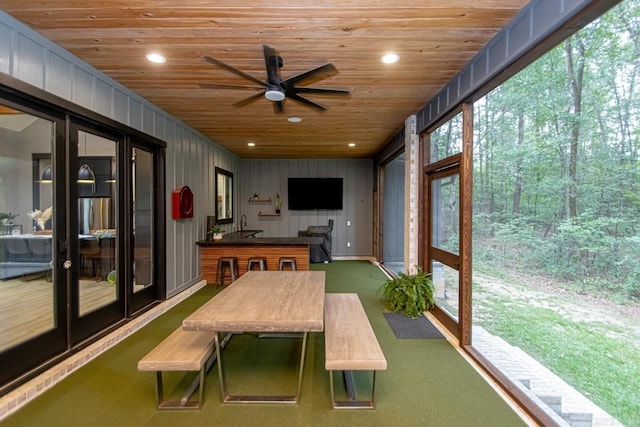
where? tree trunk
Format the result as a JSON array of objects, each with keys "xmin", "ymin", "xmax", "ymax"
[
  {"xmin": 512, "ymin": 112, "xmax": 524, "ymax": 215},
  {"xmin": 564, "ymin": 36, "xmax": 585, "ymax": 220}
]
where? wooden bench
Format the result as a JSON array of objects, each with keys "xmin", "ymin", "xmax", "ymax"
[
  {"xmin": 324, "ymin": 293, "xmax": 387, "ymax": 409},
  {"xmin": 137, "ymin": 328, "xmax": 217, "ymax": 409}
]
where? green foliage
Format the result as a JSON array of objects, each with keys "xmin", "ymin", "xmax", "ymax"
[
  {"xmin": 471, "ymin": 0, "xmax": 640, "ymax": 302},
  {"xmin": 378, "ymin": 266, "xmax": 435, "ymax": 318},
  {"xmin": 0, "ymin": 212, "xmax": 16, "ymax": 222},
  {"xmin": 209, "ymin": 224, "xmax": 223, "ymax": 234},
  {"xmin": 476, "ymin": 288, "xmax": 640, "ymax": 427}
]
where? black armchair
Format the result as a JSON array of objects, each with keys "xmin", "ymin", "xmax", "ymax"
[{"xmin": 298, "ymin": 219, "xmax": 333, "ymax": 263}]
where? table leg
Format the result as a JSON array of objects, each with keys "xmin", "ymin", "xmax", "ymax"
[{"xmin": 216, "ymin": 331, "xmax": 309, "ymax": 404}]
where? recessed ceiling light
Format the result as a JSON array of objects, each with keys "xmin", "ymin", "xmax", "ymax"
[
  {"xmin": 145, "ymin": 52, "xmax": 166, "ymax": 64},
  {"xmin": 348, "ymin": 143, "xmax": 356, "ymax": 147},
  {"xmin": 381, "ymin": 53, "xmax": 399, "ymax": 64},
  {"xmin": 288, "ymin": 117, "xmax": 302, "ymax": 123},
  {"xmin": 247, "ymin": 142, "xmax": 256, "ymax": 147}
]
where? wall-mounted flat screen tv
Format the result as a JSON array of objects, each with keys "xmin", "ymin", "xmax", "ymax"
[{"xmin": 288, "ymin": 177, "xmax": 343, "ymax": 210}]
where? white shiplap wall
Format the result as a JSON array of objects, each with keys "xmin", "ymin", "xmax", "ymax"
[{"xmin": 0, "ymin": 11, "xmax": 239, "ymax": 297}]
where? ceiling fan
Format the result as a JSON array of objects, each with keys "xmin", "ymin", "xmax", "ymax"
[{"xmin": 199, "ymin": 45, "xmax": 350, "ymax": 114}]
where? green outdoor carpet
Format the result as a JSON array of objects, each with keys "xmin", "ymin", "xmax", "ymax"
[{"xmin": 1, "ymin": 261, "xmax": 527, "ymax": 427}]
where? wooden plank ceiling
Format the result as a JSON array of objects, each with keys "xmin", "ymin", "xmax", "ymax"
[{"xmin": 0, "ymin": 1, "xmax": 528, "ymax": 158}]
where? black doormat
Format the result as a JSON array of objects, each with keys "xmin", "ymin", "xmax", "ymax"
[{"xmin": 384, "ymin": 312, "xmax": 445, "ymax": 339}]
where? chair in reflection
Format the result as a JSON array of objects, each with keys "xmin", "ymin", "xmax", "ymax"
[
  {"xmin": 28, "ymin": 238, "xmax": 53, "ymax": 281},
  {"xmin": 81, "ymin": 238, "xmax": 115, "ymax": 281},
  {"xmin": 80, "ymin": 239, "xmax": 101, "ymax": 278},
  {"xmin": 4, "ymin": 238, "xmax": 31, "ymax": 262},
  {"xmin": 0, "ymin": 237, "xmax": 52, "ymax": 281}
]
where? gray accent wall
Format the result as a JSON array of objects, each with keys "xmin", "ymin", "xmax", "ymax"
[
  {"xmin": 240, "ymin": 159, "xmax": 373, "ymax": 257},
  {"xmin": 0, "ymin": 11, "xmax": 240, "ymax": 297}
]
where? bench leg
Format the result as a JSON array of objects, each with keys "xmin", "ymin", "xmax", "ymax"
[
  {"xmin": 154, "ymin": 367, "xmax": 205, "ymax": 410},
  {"xmin": 216, "ymin": 331, "xmax": 308, "ymax": 404},
  {"xmin": 175, "ymin": 332, "xmax": 233, "ymax": 407},
  {"xmin": 329, "ymin": 370, "xmax": 378, "ymax": 409}
]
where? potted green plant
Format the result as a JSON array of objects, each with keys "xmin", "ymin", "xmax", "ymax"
[
  {"xmin": 0, "ymin": 212, "xmax": 16, "ymax": 225},
  {"xmin": 378, "ymin": 266, "xmax": 435, "ymax": 318},
  {"xmin": 209, "ymin": 224, "xmax": 224, "ymax": 240}
]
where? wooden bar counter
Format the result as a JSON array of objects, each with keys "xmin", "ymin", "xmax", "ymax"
[{"xmin": 196, "ymin": 231, "xmax": 323, "ymax": 284}]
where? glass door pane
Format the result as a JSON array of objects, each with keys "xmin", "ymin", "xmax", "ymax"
[
  {"xmin": 431, "ymin": 174, "xmax": 459, "ymax": 255},
  {"xmin": 429, "ymin": 169, "xmax": 462, "ymax": 323},
  {"xmin": 133, "ymin": 148, "xmax": 153, "ymax": 292},
  {"xmin": 70, "ymin": 122, "xmax": 123, "ymax": 345},
  {"xmin": 0, "ymin": 112, "xmax": 56, "ymax": 350},
  {"xmin": 382, "ymin": 153, "xmax": 405, "ymax": 275},
  {"xmin": 77, "ymin": 130, "xmax": 118, "ymax": 316},
  {"xmin": 0, "ymin": 103, "xmax": 66, "ymax": 387},
  {"xmin": 129, "ymin": 144, "xmax": 159, "ymax": 314}
]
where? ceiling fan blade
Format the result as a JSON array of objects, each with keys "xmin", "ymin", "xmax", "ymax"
[
  {"xmin": 272, "ymin": 101, "xmax": 284, "ymax": 114},
  {"xmin": 288, "ymin": 93, "xmax": 327, "ymax": 111},
  {"xmin": 232, "ymin": 92, "xmax": 265, "ymax": 108},
  {"xmin": 199, "ymin": 83, "xmax": 263, "ymax": 91},
  {"xmin": 202, "ymin": 56, "xmax": 266, "ymax": 87},
  {"xmin": 283, "ymin": 63, "xmax": 339, "ymax": 87},
  {"xmin": 263, "ymin": 45, "xmax": 282, "ymax": 85},
  {"xmin": 293, "ymin": 87, "xmax": 351, "ymax": 97}
]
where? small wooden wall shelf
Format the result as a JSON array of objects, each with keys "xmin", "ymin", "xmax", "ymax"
[
  {"xmin": 258, "ymin": 212, "xmax": 280, "ymax": 217},
  {"xmin": 249, "ymin": 198, "xmax": 272, "ymax": 202}
]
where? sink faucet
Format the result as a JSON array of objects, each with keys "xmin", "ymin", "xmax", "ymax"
[{"xmin": 240, "ymin": 214, "xmax": 247, "ymax": 231}]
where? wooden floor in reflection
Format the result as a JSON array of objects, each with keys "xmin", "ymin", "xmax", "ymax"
[{"xmin": 0, "ymin": 275, "xmax": 138, "ymax": 353}]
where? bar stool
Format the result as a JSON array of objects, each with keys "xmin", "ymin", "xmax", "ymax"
[
  {"xmin": 278, "ymin": 257, "xmax": 297, "ymax": 271},
  {"xmin": 216, "ymin": 257, "xmax": 239, "ymax": 285},
  {"xmin": 247, "ymin": 256, "xmax": 268, "ymax": 271}
]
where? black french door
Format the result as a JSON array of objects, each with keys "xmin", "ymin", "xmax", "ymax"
[
  {"xmin": 68, "ymin": 120, "xmax": 126, "ymax": 345},
  {"xmin": 0, "ymin": 86, "xmax": 164, "ymax": 392}
]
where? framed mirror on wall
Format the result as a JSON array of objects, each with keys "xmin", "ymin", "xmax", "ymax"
[{"xmin": 215, "ymin": 167, "xmax": 233, "ymax": 224}]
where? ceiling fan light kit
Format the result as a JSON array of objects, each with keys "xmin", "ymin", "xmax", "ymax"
[
  {"xmin": 200, "ymin": 45, "xmax": 350, "ymax": 114},
  {"xmin": 265, "ymin": 89, "xmax": 285, "ymax": 102}
]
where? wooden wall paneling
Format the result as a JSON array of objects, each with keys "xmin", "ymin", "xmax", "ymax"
[{"xmin": 199, "ymin": 245, "xmax": 311, "ymax": 284}]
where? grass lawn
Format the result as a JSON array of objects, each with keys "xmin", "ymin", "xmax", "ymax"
[{"xmin": 472, "ymin": 268, "xmax": 640, "ymax": 427}]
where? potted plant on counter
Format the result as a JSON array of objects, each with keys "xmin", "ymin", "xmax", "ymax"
[
  {"xmin": 209, "ymin": 224, "xmax": 224, "ymax": 241},
  {"xmin": 378, "ymin": 266, "xmax": 435, "ymax": 318}
]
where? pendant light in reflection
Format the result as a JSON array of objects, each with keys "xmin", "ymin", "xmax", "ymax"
[
  {"xmin": 41, "ymin": 166, "xmax": 53, "ymax": 183},
  {"xmin": 78, "ymin": 132, "xmax": 95, "ymax": 184}
]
